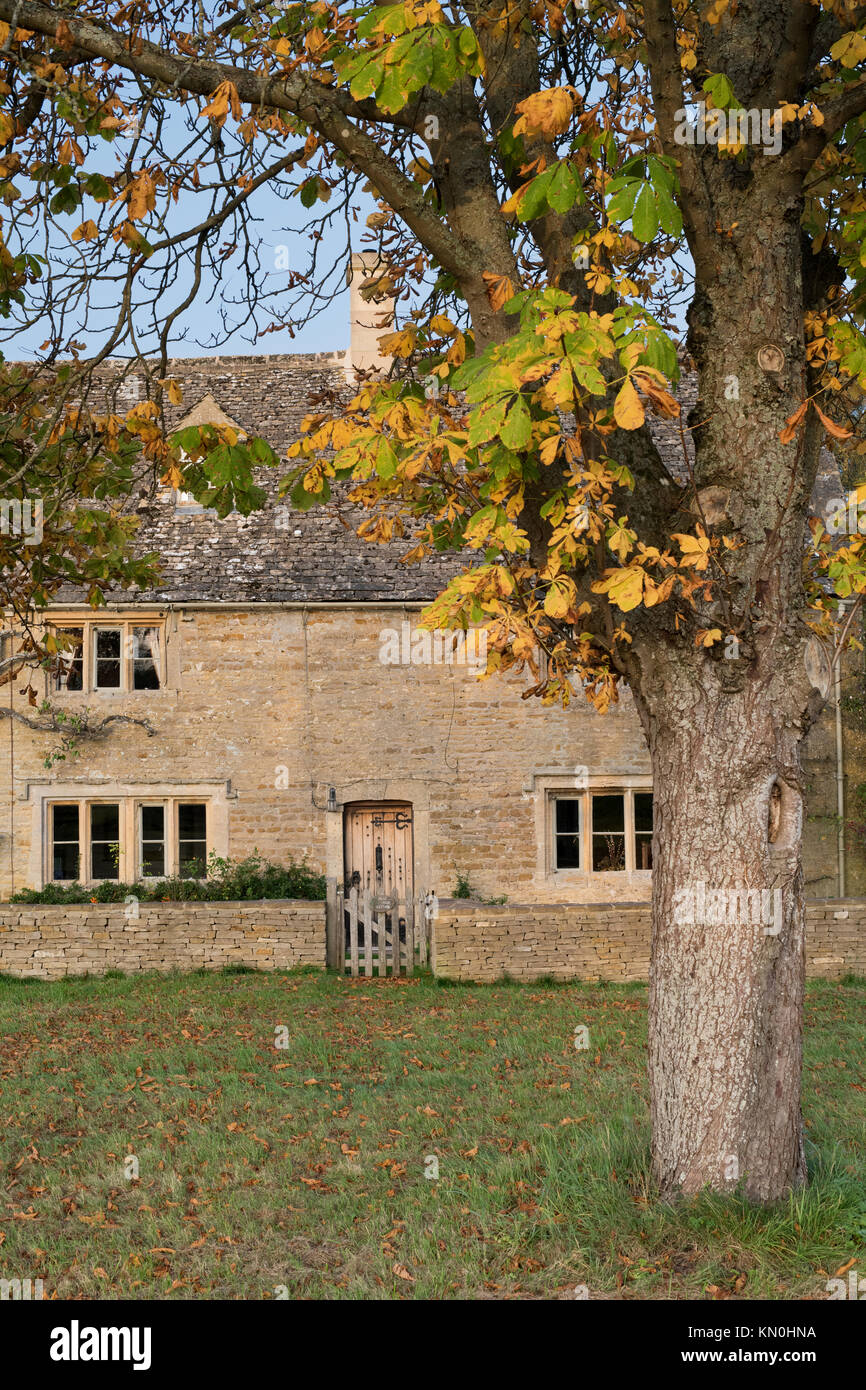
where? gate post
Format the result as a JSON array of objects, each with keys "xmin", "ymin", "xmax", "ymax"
[{"xmin": 325, "ymin": 877, "xmax": 340, "ymax": 969}]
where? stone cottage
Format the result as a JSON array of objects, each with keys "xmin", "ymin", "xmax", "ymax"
[{"xmin": 1, "ymin": 273, "xmax": 863, "ymax": 913}]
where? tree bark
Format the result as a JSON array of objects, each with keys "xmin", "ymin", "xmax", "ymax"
[{"xmin": 632, "ymin": 645, "xmax": 818, "ymax": 1201}]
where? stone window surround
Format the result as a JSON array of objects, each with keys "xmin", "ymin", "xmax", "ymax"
[
  {"xmin": 23, "ymin": 780, "xmax": 233, "ymax": 887},
  {"xmin": 529, "ymin": 770, "xmax": 654, "ymax": 884}
]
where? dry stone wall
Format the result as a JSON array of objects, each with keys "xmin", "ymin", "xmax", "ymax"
[
  {"xmin": 0, "ymin": 901, "xmax": 324, "ymax": 979},
  {"xmin": 432, "ymin": 899, "xmax": 866, "ymax": 983}
]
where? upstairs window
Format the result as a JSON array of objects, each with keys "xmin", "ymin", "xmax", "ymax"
[
  {"xmin": 54, "ymin": 629, "xmax": 84, "ymax": 691},
  {"xmin": 51, "ymin": 618, "xmax": 164, "ymax": 694}
]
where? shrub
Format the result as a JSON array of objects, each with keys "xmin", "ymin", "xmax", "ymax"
[{"xmin": 8, "ymin": 852, "xmax": 326, "ymax": 904}]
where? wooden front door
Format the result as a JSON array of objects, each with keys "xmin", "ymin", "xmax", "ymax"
[{"xmin": 343, "ymin": 802, "xmax": 414, "ymax": 900}]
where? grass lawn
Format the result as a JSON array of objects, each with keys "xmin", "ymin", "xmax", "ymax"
[{"xmin": 0, "ymin": 968, "xmax": 864, "ymax": 1300}]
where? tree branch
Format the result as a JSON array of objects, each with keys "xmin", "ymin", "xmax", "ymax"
[
  {"xmin": 0, "ymin": 0, "xmax": 479, "ymax": 282},
  {"xmin": 0, "ymin": 706, "xmax": 156, "ymax": 737}
]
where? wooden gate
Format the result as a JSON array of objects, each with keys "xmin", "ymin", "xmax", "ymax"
[
  {"xmin": 330, "ymin": 802, "xmax": 424, "ymax": 975},
  {"xmin": 329, "ymin": 884, "xmax": 434, "ymax": 977}
]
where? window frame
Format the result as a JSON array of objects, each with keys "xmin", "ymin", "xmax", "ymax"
[
  {"xmin": 44, "ymin": 796, "xmax": 210, "ymax": 884},
  {"xmin": 177, "ymin": 802, "xmax": 208, "ymax": 878},
  {"xmin": 50, "ymin": 801, "xmax": 81, "ymax": 882},
  {"xmin": 48, "ymin": 615, "xmax": 166, "ymax": 695},
  {"xmin": 553, "ymin": 795, "xmax": 584, "ymax": 870},
  {"xmin": 138, "ymin": 802, "xmax": 168, "ymax": 881},
  {"xmin": 546, "ymin": 779, "xmax": 653, "ymax": 877},
  {"xmin": 89, "ymin": 801, "xmax": 122, "ymax": 881}
]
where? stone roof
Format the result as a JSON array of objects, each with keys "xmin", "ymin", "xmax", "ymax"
[{"xmin": 43, "ymin": 352, "xmax": 840, "ymax": 606}]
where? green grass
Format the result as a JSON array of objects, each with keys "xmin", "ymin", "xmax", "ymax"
[{"xmin": 0, "ymin": 969, "xmax": 863, "ymax": 1300}]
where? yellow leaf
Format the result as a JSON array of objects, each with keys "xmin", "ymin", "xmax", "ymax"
[
  {"xmin": 544, "ymin": 574, "xmax": 577, "ymax": 619},
  {"xmin": 71, "ymin": 220, "xmax": 98, "ymax": 243},
  {"xmin": 613, "ymin": 378, "xmax": 645, "ymax": 430},
  {"xmin": 126, "ymin": 171, "xmax": 155, "ymax": 221},
  {"xmin": 513, "ymin": 87, "xmax": 578, "ymax": 140},
  {"xmin": 695, "ymin": 627, "xmax": 723, "ymax": 648},
  {"xmin": 592, "ymin": 566, "xmax": 646, "ymax": 612},
  {"xmin": 673, "ymin": 530, "xmax": 711, "ymax": 570},
  {"xmin": 378, "ymin": 327, "xmax": 417, "ymax": 358},
  {"xmin": 0, "ymin": 111, "xmax": 13, "ymax": 145},
  {"xmin": 159, "ymin": 377, "xmax": 183, "ymax": 405},
  {"xmin": 539, "ymin": 434, "xmax": 561, "ymax": 465},
  {"xmin": 830, "ymin": 31, "xmax": 866, "ymax": 69}
]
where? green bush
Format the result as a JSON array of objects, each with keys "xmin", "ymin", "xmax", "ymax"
[{"xmin": 8, "ymin": 852, "xmax": 326, "ymax": 904}]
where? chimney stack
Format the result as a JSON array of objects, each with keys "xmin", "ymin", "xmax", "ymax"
[{"xmin": 346, "ymin": 251, "xmax": 395, "ymax": 377}]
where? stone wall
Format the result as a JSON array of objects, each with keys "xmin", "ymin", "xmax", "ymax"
[
  {"xmin": 0, "ymin": 900, "xmax": 325, "ymax": 980},
  {"xmin": 432, "ymin": 899, "xmax": 866, "ymax": 983},
  {"xmin": 1, "ymin": 896, "xmax": 863, "ymax": 983}
]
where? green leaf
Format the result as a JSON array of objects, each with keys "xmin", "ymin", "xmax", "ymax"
[
  {"xmin": 500, "ymin": 396, "xmax": 532, "ymax": 451},
  {"xmin": 546, "ymin": 160, "xmax": 580, "ymax": 214},
  {"xmin": 632, "ymin": 183, "xmax": 659, "ymax": 242},
  {"xmin": 703, "ymin": 73, "xmax": 736, "ymax": 111}
]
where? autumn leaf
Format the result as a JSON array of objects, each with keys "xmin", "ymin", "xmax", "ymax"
[
  {"xmin": 514, "ymin": 87, "xmax": 578, "ymax": 140},
  {"xmin": 57, "ymin": 136, "xmax": 84, "ymax": 167},
  {"xmin": 539, "ymin": 434, "xmax": 561, "ymax": 465},
  {"xmin": 613, "ymin": 378, "xmax": 645, "ymax": 430},
  {"xmin": 159, "ymin": 377, "xmax": 184, "ymax": 405},
  {"xmin": 126, "ymin": 171, "xmax": 156, "ymax": 222},
  {"xmin": 482, "ymin": 272, "xmax": 515, "ymax": 313},
  {"xmin": 830, "ymin": 31, "xmax": 866, "ymax": 69},
  {"xmin": 591, "ymin": 566, "xmax": 646, "ymax": 612},
  {"xmin": 813, "ymin": 399, "xmax": 853, "ymax": 441},
  {"xmin": 378, "ymin": 327, "xmax": 417, "ymax": 358},
  {"xmin": 200, "ymin": 80, "xmax": 242, "ymax": 128},
  {"xmin": 544, "ymin": 573, "xmax": 577, "ymax": 618},
  {"xmin": 71, "ymin": 220, "xmax": 98, "ymax": 243},
  {"xmin": 778, "ymin": 400, "xmax": 808, "ymax": 444},
  {"xmin": 55, "ymin": 18, "xmax": 76, "ymax": 48},
  {"xmin": 695, "ymin": 628, "xmax": 723, "ymax": 647},
  {"xmin": 392, "ymin": 1263, "xmax": 415, "ymax": 1281},
  {"xmin": 632, "ymin": 370, "xmax": 680, "ymax": 418},
  {"xmin": 673, "ymin": 530, "xmax": 711, "ymax": 570}
]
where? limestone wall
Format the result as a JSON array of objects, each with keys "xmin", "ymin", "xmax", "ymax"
[
  {"xmin": 0, "ymin": 900, "xmax": 324, "ymax": 979},
  {"xmin": 432, "ymin": 899, "xmax": 866, "ymax": 983}
]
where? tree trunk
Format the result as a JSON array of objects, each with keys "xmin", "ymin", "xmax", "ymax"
[{"xmin": 634, "ymin": 660, "xmax": 813, "ymax": 1202}]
